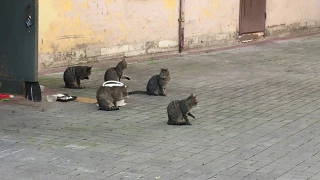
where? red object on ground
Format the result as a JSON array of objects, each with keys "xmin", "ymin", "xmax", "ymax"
[{"xmin": 0, "ymin": 94, "xmax": 12, "ymax": 100}]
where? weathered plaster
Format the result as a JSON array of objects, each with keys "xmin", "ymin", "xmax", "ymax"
[{"xmin": 38, "ymin": 0, "xmax": 320, "ymax": 69}]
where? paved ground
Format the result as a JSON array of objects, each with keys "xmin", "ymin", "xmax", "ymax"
[{"xmin": 1, "ymin": 34, "xmax": 320, "ymax": 180}]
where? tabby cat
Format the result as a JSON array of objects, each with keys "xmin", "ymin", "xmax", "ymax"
[
  {"xmin": 96, "ymin": 84, "xmax": 128, "ymax": 111},
  {"xmin": 104, "ymin": 59, "xmax": 131, "ymax": 82},
  {"xmin": 63, "ymin": 66, "xmax": 92, "ymax": 89},
  {"xmin": 128, "ymin": 68, "xmax": 170, "ymax": 96},
  {"xmin": 167, "ymin": 93, "xmax": 198, "ymax": 125}
]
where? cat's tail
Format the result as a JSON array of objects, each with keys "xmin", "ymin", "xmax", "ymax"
[
  {"xmin": 167, "ymin": 121, "xmax": 192, "ymax": 125},
  {"xmin": 128, "ymin": 91, "xmax": 147, "ymax": 95}
]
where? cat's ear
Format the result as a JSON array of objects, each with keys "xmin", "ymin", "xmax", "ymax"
[{"xmin": 189, "ymin": 93, "xmax": 194, "ymax": 97}]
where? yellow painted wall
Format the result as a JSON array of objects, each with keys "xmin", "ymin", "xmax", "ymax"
[
  {"xmin": 185, "ymin": 0, "xmax": 239, "ymax": 37},
  {"xmin": 267, "ymin": 0, "xmax": 320, "ymax": 27},
  {"xmin": 39, "ymin": 0, "xmax": 179, "ymax": 54}
]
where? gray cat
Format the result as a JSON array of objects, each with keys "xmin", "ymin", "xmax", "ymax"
[
  {"xmin": 128, "ymin": 68, "xmax": 170, "ymax": 96},
  {"xmin": 96, "ymin": 84, "xmax": 128, "ymax": 111},
  {"xmin": 63, "ymin": 66, "xmax": 92, "ymax": 89},
  {"xmin": 167, "ymin": 93, "xmax": 198, "ymax": 125},
  {"xmin": 104, "ymin": 59, "xmax": 131, "ymax": 82}
]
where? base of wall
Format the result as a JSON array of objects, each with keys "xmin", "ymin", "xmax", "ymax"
[
  {"xmin": 39, "ymin": 31, "xmax": 241, "ymax": 70},
  {"xmin": 39, "ymin": 21, "xmax": 320, "ymax": 70},
  {"xmin": 266, "ymin": 21, "xmax": 320, "ymax": 38},
  {"xmin": 38, "ymin": 40, "xmax": 179, "ymax": 70}
]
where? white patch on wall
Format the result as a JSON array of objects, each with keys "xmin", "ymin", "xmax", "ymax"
[
  {"xmin": 128, "ymin": 43, "xmax": 145, "ymax": 51},
  {"xmin": 158, "ymin": 40, "xmax": 178, "ymax": 48},
  {"xmin": 125, "ymin": 50, "xmax": 145, "ymax": 57},
  {"xmin": 101, "ymin": 45, "xmax": 129, "ymax": 55}
]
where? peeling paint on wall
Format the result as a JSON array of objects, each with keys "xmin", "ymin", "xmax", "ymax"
[
  {"xmin": 214, "ymin": 0, "xmax": 220, "ymax": 10},
  {"xmin": 163, "ymin": 0, "xmax": 177, "ymax": 26},
  {"xmin": 200, "ymin": 0, "xmax": 221, "ymax": 19}
]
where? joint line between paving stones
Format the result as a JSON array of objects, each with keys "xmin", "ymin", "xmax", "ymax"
[
  {"xmin": 172, "ymin": 81, "xmax": 320, "ymax": 179},
  {"xmin": 240, "ymin": 118, "xmax": 320, "ymax": 180}
]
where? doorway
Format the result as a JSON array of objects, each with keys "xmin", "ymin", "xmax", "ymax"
[{"xmin": 239, "ymin": 0, "xmax": 266, "ymax": 35}]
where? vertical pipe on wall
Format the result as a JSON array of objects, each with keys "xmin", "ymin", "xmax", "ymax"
[{"xmin": 178, "ymin": 0, "xmax": 185, "ymax": 53}]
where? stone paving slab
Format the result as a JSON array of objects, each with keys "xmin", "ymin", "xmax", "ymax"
[{"xmin": 1, "ymin": 34, "xmax": 320, "ymax": 179}]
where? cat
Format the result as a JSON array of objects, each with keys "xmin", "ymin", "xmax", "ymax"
[
  {"xmin": 104, "ymin": 59, "xmax": 131, "ymax": 82},
  {"xmin": 167, "ymin": 93, "xmax": 198, "ymax": 125},
  {"xmin": 128, "ymin": 68, "xmax": 170, "ymax": 96},
  {"xmin": 96, "ymin": 84, "xmax": 128, "ymax": 111},
  {"xmin": 63, "ymin": 66, "xmax": 92, "ymax": 89}
]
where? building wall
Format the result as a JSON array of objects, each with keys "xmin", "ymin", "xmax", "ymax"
[
  {"xmin": 38, "ymin": 0, "xmax": 320, "ymax": 69},
  {"xmin": 39, "ymin": 0, "xmax": 180, "ymax": 69},
  {"xmin": 266, "ymin": 0, "xmax": 320, "ymax": 36},
  {"xmin": 184, "ymin": 0, "xmax": 239, "ymax": 49},
  {"xmin": 38, "ymin": 0, "xmax": 239, "ymax": 69}
]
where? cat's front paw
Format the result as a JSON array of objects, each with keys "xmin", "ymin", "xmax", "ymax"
[
  {"xmin": 80, "ymin": 86, "xmax": 85, "ymax": 89},
  {"xmin": 186, "ymin": 121, "xmax": 192, "ymax": 125},
  {"xmin": 160, "ymin": 93, "xmax": 167, "ymax": 96}
]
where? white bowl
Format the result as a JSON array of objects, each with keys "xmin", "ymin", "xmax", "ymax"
[
  {"xmin": 40, "ymin": 85, "xmax": 44, "ymax": 93},
  {"xmin": 46, "ymin": 95, "xmax": 57, "ymax": 102},
  {"xmin": 103, "ymin": 81, "xmax": 124, "ymax": 87},
  {"xmin": 116, "ymin": 99, "xmax": 126, "ymax": 107}
]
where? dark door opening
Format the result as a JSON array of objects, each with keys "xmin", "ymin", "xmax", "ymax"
[
  {"xmin": 239, "ymin": 0, "xmax": 266, "ymax": 35},
  {"xmin": 0, "ymin": 0, "xmax": 38, "ymax": 95}
]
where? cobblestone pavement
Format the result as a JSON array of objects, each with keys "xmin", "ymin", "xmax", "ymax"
[{"xmin": 2, "ymin": 34, "xmax": 320, "ymax": 180}]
